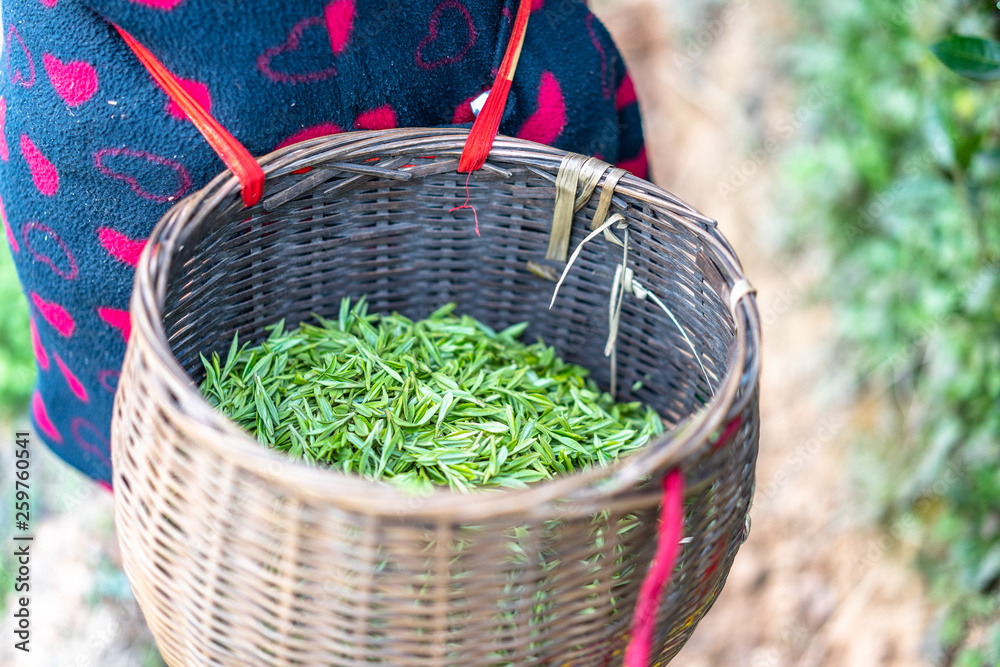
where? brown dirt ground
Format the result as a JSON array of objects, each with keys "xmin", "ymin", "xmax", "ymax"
[{"xmin": 1, "ymin": 1, "xmax": 939, "ymax": 665}]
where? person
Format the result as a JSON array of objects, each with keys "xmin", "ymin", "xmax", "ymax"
[{"xmin": 0, "ymin": 0, "xmax": 647, "ymax": 486}]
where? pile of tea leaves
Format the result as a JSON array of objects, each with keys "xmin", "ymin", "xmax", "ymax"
[{"xmin": 199, "ymin": 298, "xmax": 663, "ymax": 492}]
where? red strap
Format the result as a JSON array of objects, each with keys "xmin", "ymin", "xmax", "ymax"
[
  {"xmin": 624, "ymin": 469, "xmax": 685, "ymax": 667},
  {"xmin": 457, "ymin": 0, "xmax": 532, "ymax": 173},
  {"xmin": 114, "ymin": 25, "xmax": 265, "ymax": 208}
]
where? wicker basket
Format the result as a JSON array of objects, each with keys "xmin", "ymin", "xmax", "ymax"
[{"xmin": 112, "ymin": 128, "xmax": 760, "ymax": 667}]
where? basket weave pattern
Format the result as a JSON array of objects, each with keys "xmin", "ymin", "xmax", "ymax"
[{"xmin": 112, "ymin": 129, "xmax": 760, "ymax": 666}]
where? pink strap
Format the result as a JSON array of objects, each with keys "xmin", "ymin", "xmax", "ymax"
[
  {"xmin": 624, "ymin": 469, "xmax": 685, "ymax": 667},
  {"xmin": 114, "ymin": 25, "xmax": 265, "ymax": 208}
]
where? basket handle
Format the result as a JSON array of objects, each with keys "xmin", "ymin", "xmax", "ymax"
[
  {"xmin": 114, "ymin": 25, "xmax": 265, "ymax": 208},
  {"xmin": 457, "ymin": 0, "xmax": 533, "ymax": 173}
]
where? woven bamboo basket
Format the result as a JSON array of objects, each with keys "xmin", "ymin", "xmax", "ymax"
[{"xmin": 111, "ymin": 128, "xmax": 760, "ymax": 667}]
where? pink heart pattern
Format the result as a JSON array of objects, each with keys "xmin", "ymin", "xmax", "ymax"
[
  {"xmin": 415, "ymin": 0, "xmax": 476, "ymax": 71},
  {"xmin": 355, "ymin": 105, "xmax": 397, "ymax": 130},
  {"xmin": 453, "ymin": 94, "xmax": 477, "ymax": 124},
  {"xmin": 71, "ymin": 418, "xmax": 112, "ymax": 465},
  {"xmin": 164, "ymin": 77, "xmax": 211, "ymax": 120},
  {"xmin": 98, "ymin": 227, "xmax": 148, "ymax": 267},
  {"xmin": 32, "ymin": 391, "xmax": 63, "ymax": 444},
  {"xmin": 43, "ymin": 53, "xmax": 98, "ymax": 107},
  {"xmin": 30, "ymin": 317, "xmax": 49, "ymax": 371},
  {"xmin": 23, "ymin": 221, "xmax": 78, "ymax": 280},
  {"xmin": 93, "ymin": 147, "xmax": 191, "ymax": 203},
  {"xmin": 97, "ymin": 307, "xmax": 131, "ymax": 342},
  {"xmin": 258, "ymin": 16, "xmax": 339, "ymax": 84},
  {"xmin": 586, "ymin": 14, "xmax": 613, "ymax": 100},
  {"xmin": 615, "ymin": 145, "xmax": 648, "ymax": 180},
  {"xmin": 6, "ymin": 26, "xmax": 36, "ymax": 88},
  {"xmin": 32, "ymin": 291, "xmax": 75, "ymax": 337},
  {"xmin": 21, "ymin": 134, "xmax": 59, "ymax": 196},
  {"xmin": 616, "ymin": 73, "xmax": 637, "ymax": 111},
  {"xmin": 1, "ymin": 197, "xmax": 17, "ymax": 253},
  {"xmin": 324, "ymin": 0, "xmax": 355, "ymax": 56},
  {"xmin": 97, "ymin": 369, "xmax": 120, "ymax": 393},
  {"xmin": 452, "ymin": 88, "xmax": 490, "ymax": 125},
  {"xmin": 54, "ymin": 352, "xmax": 89, "ymax": 403},
  {"xmin": 517, "ymin": 71, "xmax": 566, "ymax": 145},
  {"xmin": 128, "ymin": 0, "xmax": 184, "ymax": 9},
  {"xmin": 0, "ymin": 97, "xmax": 8, "ymax": 162},
  {"xmin": 276, "ymin": 122, "xmax": 343, "ymax": 149}
]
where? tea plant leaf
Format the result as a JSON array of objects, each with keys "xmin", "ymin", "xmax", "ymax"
[{"xmin": 931, "ymin": 35, "xmax": 1000, "ymax": 81}]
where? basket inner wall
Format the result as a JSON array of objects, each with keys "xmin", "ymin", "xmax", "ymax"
[
  {"xmin": 161, "ymin": 163, "xmax": 733, "ymax": 426},
  {"xmin": 117, "ymin": 148, "xmax": 758, "ymax": 666}
]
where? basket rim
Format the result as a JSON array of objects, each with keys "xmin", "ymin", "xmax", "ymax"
[{"xmin": 119, "ymin": 127, "xmax": 761, "ymax": 520}]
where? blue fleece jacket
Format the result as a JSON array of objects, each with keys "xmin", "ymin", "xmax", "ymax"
[{"xmin": 0, "ymin": 0, "xmax": 646, "ymax": 484}]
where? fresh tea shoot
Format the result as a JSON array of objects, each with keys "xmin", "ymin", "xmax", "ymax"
[{"xmin": 199, "ymin": 298, "xmax": 664, "ymax": 492}]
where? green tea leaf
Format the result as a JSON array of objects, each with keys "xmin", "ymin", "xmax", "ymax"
[{"xmin": 199, "ymin": 299, "xmax": 664, "ymax": 492}]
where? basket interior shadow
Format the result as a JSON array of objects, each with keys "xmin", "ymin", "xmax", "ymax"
[{"xmin": 114, "ymin": 129, "xmax": 760, "ymax": 667}]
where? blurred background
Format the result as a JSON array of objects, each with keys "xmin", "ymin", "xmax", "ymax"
[{"xmin": 2, "ymin": 0, "xmax": 1000, "ymax": 664}]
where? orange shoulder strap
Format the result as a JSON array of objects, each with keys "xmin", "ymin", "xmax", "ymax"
[
  {"xmin": 116, "ymin": 0, "xmax": 531, "ymax": 203},
  {"xmin": 458, "ymin": 0, "xmax": 532, "ymax": 173},
  {"xmin": 114, "ymin": 25, "xmax": 265, "ymax": 208}
]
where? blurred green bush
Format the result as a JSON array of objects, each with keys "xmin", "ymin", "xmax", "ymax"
[
  {"xmin": 0, "ymin": 243, "xmax": 33, "ymax": 418},
  {"xmin": 785, "ymin": 0, "xmax": 1000, "ymax": 660},
  {"xmin": 0, "ymin": 243, "xmax": 32, "ymax": 614}
]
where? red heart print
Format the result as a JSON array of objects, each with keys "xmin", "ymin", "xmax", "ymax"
[
  {"xmin": 324, "ymin": 0, "xmax": 355, "ymax": 56},
  {"xmin": 6, "ymin": 26, "xmax": 36, "ymax": 88},
  {"xmin": 24, "ymin": 221, "xmax": 79, "ymax": 280},
  {"xmin": 452, "ymin": 88, "xmax": 490, "ymax": 124},
  {"xmin": 0, "ymin": 97, "xmax": 8, "ymax": 161},
  {"xmin": 532, "ymin": 0, "xmax": 544, "ymax": 9},
  {"xmin": 415, "ymin": 0, "xmax": 477, "ymax": 71},
  {"xmin": 30, "ymin": 317, "xmax": 49, "ymax": 371},
  {"xmin": 586, "ymin": 14, "xmax": 613, "ymax": 100},
  {"xmin": 258, "ymin": 16, "xmax": 338, "ymax": 84},
  {"xmin": 276, "ymin": 122, "xmax": 343, "ymax": 149},
  {"xmin": 72, "ymin": 418, "xmax": 112, "ymax": 465},
  {"xmin": 32, "ymin": 391, "xmax": 63, "ymax": 444},
  {"xmin": 453, "ymin": 96, "xmax": 476, "ymax": 124},
  {"xmin": 97, "ymin": 369, "xmax": 120, "ymax": 393},
  {"xmin": 128, "ymin": 0, "xmax": 184, "ymax": 9},
  {"xmin": 355, "ymin": 105, "xmax": 396, "ymax": 130},
  {"xmin": 43, "ymin": 53, "xmax": 98, "ymax": 107},
  {"xmin": 97, "ymin": 307, "xmax": 131, "ymax": 342},
  {"xmin": 32, "ymin": 292, "xmax": 75, "ymax": 337},
  {"xmin": 41, "ymin": 0, "xmax": 58, "ymax": 7},
  {"xmin": 21, "ymin": 135, "xmax": 59, "ymax": 196},
  {"xmin": 616, "ymin": 73, "xmax": 637, "ymax": 111},
  {"xmin": 276, "ymin": 123, "xmax": 342, "ymax": 150},
  {"xmin": 517, "ymin": 71, "xmax": 566, "ymax": 145},
  {"xmin": 164, "ymin": 77, "xmax": 211, "ymax": 120},
  {"xmin": 93, "ymin": 147, "xmax": 191, "ymax": 203},
  {"xmin": 1, "ymin": 197, "xmax": 17, "ymax": 253},
  {"xmin": 98, "ymin": 227, "xmax": 147, "ymax": 267},
  {"xmin": 54, "ymin": 352, "xmax": 89, "ymax": 403},
  {"xmin": 616, "ymin": 146, "xmax": 648, "ymax": 180}
]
